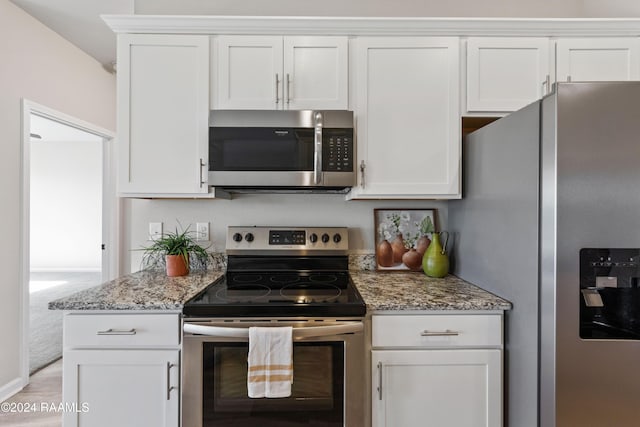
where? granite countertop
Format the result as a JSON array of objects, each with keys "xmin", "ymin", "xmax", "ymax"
[
  {"xmin": 351, "ymin": 271, "xmax": 512, "ymax": 311},
  {"xmin": 49, "ymin": 267, "xmax": 511, "ymax": 312},
  {"xmin": 48, "ymin": 270, "xmax": 224, "ymax": 311}
]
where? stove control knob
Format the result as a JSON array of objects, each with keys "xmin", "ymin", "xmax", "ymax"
[
  {"xmin": 321, "ymin": 233, "xmax": 330, "ymax": 243},
  {"xmin": 333, "ymin": 233, "xmax": 342, "ymax": 243},
  {"xmin": 310, "ymin": 233, "xmax": 318, "ymax": 243},
  {"xmin": 245, "ymin": 233, "xmax": 254, "ymax": 242},
  {"xmin": 232, "ymin": 233, "xmax": 243, "ymax": 242}
]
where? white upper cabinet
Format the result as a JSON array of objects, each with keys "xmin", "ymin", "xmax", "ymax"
[
  {"xmin": 556, "ymin": 38, "xmax": 640, "ymax": 82},
  {"xmin": 214, "ymin": 35, "xmax": 348, "ymax": 110},
  {"xmin": 349, "ymin": 37, "xmax": 460, "ymax": 199},
  {"xmin": 117, "ymin": 34, "xmax": 211, "ymax": 197},
  {"xmin": 466, "ymin": 37, "xmax": 551, "ymax": 113}
]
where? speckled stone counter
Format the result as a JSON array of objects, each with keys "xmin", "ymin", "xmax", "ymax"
[
  {"xmin": 351, "ymin": 271, "xmax": 512, "ymax": 311},
  {"xmin": 48, "ymin": 270, "xmax": 224, "ymax": 311}
]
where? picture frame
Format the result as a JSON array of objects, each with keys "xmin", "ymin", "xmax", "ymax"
[{"xmin": 374, "ymin": 208, "xmax": 437, "ymax": 271}]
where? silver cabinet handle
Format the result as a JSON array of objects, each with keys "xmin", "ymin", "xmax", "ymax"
[
  {"xmin": 96, "ymin": 328, "xmax": 136, "ymax": 336},
  {"xmin": 286, "ymin": 73, "xmax": 291, "ymax": 106},
  {"xmin": 313, "ymin": 111, "xmax": 323, "ymax": 185},
  {"xmin": 541, "ymin": 74, "xmax": 551, "ymax": 96},
  {"xmin": 420, "ymin": 329, "xmax": 460, "ymax": 337},
  {"xmin": 360, "ymin": 160, "xmax": 366, "ymax": 189},
  {"xmin": 167, "ymin": 362, "xmax": 176, "ymax": 400},
  {"xmin": 377, "ymin": 361, "xmax": 383, "ymax": 400},
  {"xmin": 199, "ymin": 158, "xmax": 206, "ymax": 188},
  {"xmin": 275, "ymin": 74, "xmax": 280, "ymax": 105}
]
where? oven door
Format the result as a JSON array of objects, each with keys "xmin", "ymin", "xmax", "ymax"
[{"xmin": 182, "ymin": 319, "xmax": 365, "ymax": 427}]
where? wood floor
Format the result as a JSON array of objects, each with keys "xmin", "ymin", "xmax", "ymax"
[{"xmin": 0, "ymin": 359, "xmax": 62, "ymax": 427}]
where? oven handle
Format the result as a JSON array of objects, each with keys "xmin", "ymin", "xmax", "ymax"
[{"xmin": 183, "ymin": 322, "xmax": 363, "ymax": 339}]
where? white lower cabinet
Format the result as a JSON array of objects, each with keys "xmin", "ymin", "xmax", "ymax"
[
  {"xmin": 61, "ymin": 313, "xmax": 181, "ymax": 427},
  {"xmin": 371, "ymin": 314, "xmax": 503, "ymax": 427}
]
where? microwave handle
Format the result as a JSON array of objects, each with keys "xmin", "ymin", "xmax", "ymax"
[
  {"xmin": 313, "ymin": 111, "xmax": 323, "ymax": 185},
  {"xmin": 183, "ymin": 322, "xmax": 363, "ymax": 339}
]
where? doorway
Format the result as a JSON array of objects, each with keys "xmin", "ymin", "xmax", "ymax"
[{"xmin": 21, "ymin": 101, "xmax": 117, "ymax": 378}]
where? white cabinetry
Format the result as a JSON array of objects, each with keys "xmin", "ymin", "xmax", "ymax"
[
  {"xmin": 371, "ymin": 314, "xmax": 503, "ymax": 427},
  {"xmin": 350, "ymin": 37, "xmax": 460, "ymax": 199},
  {"xmin": 214, "ymin": 35, "xmax": 348, "ymax": 110},
  {"xmin": 62, "ymin": 313, "xmax": 181, "ymax": 427},
  {"xmin": 117, "ymin": 34, "xmax": 212, "ymax": 197},
  {"xmin": 556, "ymin": 38, "xmax": 640, "ymax": 82},
  {"xmin": 466, "ymin": 37, "xmax": 551, "ymax": 113}
]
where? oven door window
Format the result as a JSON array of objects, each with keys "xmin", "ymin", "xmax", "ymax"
[
  {"xmin": 202, "ymin": 342, "xmax": 344, "ymax": 427},
  {"xmin": 210, "ymin": 127, "xmax": 314, "ymax": 171}
]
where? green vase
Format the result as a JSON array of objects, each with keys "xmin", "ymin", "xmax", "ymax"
[{"xmin": 422, "ymin": 231, "xmax": 449, "ymax": 278}]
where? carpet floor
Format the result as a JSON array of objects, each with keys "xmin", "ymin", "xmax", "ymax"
[{"xmin": 29, "ymin": 272, "xmax": 101, "ymax": 373}]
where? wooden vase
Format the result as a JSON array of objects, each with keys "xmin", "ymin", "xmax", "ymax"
[
  {"xmin": 415, "ymin": 235, "xmax": 432, "ymax": 256},
  {"xmin": 377, "ymin": 240, "xmax": 394, "ymax": 267},
  {"xmin": 390, "ymin": 234, "xmax": 407, "ymax": 264},
  {"xmin": 166, "ymin": 254, "xmax": 189, "ymax": 277},
  {"xmin": 402, "ymin": 248, "xmax": 423, "ymax": 271}
]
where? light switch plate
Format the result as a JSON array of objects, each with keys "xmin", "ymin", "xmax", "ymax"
[
  {"xmin": 149, "ymin": 222, "xmax": 163, "ymax": 241},
  {"xmin": 196, "ymin": 222, "xmax": 210, "ymax": 241}
]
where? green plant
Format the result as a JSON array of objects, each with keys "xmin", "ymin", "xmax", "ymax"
[{"xmin": 139, "ymin": 226, "xmax": 210, "ymax": 271}]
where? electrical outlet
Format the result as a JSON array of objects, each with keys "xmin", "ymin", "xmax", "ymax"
[
  {"xmin": 149, "ymin": 222, "xmax": 163, "ymax": 241},
  {"xmin": 196, "ymin": 222, "xmax": 210, "ymax": 241}
]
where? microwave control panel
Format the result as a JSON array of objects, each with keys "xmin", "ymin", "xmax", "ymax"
[{"xmin": 323, "ymin": 129, "xmax": 354, "ymax": 172}]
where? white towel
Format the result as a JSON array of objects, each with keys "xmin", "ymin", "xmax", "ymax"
[{"xmin": 247, "ymin": 326, "xmax": 293, "ymax": 398}]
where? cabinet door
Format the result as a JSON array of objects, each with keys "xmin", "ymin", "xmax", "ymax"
[
  {"xmin": 117, "ymin": 34, "xmax": 209, "ymax": 195},
  {"xmin": 351, "ymin": 37, "xmax": 460, "ymax": 199},
  {"xmin": 283, "ymin": 36, "xmax": 348, "ymax": 109},
  {"xmin": 466, "ymin": 37, "xmax": 550, "ymax": 113},
  {"xmin": 556, "ymin": 38, "xmax": 640, "ymax": 82},
  {"xmin": 215, "ymin": 35, "xmax": 283, "ymax": 109},
  {"xmin": 63, "ymin": 349, "xmax": 179, "ymax": 427},
  {"xmin": 372, "ymin": 349, "xmax": 502, "ymax": 427}
]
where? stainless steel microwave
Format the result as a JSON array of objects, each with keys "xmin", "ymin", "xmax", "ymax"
[{"xmin": 208, "ymin": 110, "xmax": 355, "ymax": 193}]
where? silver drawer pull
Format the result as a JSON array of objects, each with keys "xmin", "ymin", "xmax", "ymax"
[
  {"xmin": 97, "ymin": 328, "xmax": 137, "ymax": 336},
  {"xmin": 420, "ymin": 329, "xmax": 459, "ymax": 337}
]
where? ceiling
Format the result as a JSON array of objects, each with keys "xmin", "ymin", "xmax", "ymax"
[{"xmin": 9, "ymin": 0, "xmax": 133, "ymax": 70}]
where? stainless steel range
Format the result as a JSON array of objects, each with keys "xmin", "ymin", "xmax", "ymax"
[{"xmin": 182, "ymin": 226, "xmax": 366, "ymax": 427}]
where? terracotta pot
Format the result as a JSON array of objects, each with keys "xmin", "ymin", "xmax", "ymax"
[
  {"xmin": 376, "ymin": 240, "xmax": 394, "ymax": 267},
  {"xmin": 415, "ymin": 235, "xmax": 432, "ymax": 256},
  {"xmin": 390, "ymin": 234, "xmax": 407, "ymax": 264},
  {"xmin": 402, "ymin": 248, "xmax": 423, "ymax": 271},
  {"xmin": 166, "ymin": 254, "xmax": 189, "ymax": 277}
]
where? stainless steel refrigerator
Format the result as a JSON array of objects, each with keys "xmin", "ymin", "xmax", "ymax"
[{"xmin": 449, "ymin": 82, "xmax": 640, "ymax": 427}]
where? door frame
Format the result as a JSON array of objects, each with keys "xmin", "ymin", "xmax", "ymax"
[{"xmin": 19, "ymin": 99, "xmax": 118, "ymax": 385}]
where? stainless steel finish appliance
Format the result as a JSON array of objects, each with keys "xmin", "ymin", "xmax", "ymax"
[
  {"xmin": 208, "ymin": 110, "xmax": 355, "ymax": 192},
  {"xmin": 449, "ymin": 82, "xmax": 640, "ymax": 427},
  {"xmin": 182, "ymin": 226, "xmax": 366, "ymax": 427}
]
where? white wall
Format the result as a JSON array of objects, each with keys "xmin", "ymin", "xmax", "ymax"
[
  {"xmin": 0, "ymin": 0, "xmax": 115, "ymax": 396},
  {"xmin": 125, "ymin": 196, "xmax": 447, "ymax": 272},
  {"xmin": 135, "ymin": 0, "xmax": 640, "ymax": 17},
  {"xmin": 30, "ymin": 139, "xmax": 102, "ymax": 271}
]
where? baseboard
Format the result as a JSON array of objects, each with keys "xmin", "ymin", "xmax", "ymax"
[{"xmin": 0, "ymin": 377, "xmax": 26, "ymax": 403}]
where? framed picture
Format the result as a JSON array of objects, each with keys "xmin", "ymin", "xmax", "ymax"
[{"xmin": 374, "ymin": 208, "xmax": 437, "ymax": 271}]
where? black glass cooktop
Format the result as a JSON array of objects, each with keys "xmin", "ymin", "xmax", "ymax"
[{"xmin": 183, "ymin": 271, "xmax": 366, "ymax": 317}]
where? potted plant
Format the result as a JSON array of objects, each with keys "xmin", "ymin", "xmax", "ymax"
[{"xmin": 140, "ymin": 226, "xmax": 210, "ymax": 277}]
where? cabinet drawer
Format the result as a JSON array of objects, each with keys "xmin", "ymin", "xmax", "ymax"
[
  {"xmin": 64, "ymin": 314, "xmax": 180, "ymax": 348},
  {"xmin": 372, "ymin": 314, "xmax": 502, "ymax": 348}
]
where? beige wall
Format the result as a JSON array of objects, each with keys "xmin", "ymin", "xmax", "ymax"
[
  {"xmin": 0, "ymin": 0, "xmax": 115, "ymax": 395},
  {"xmin": 135, "ymin": 0, "xmax": 640, "ymax": 17}
]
